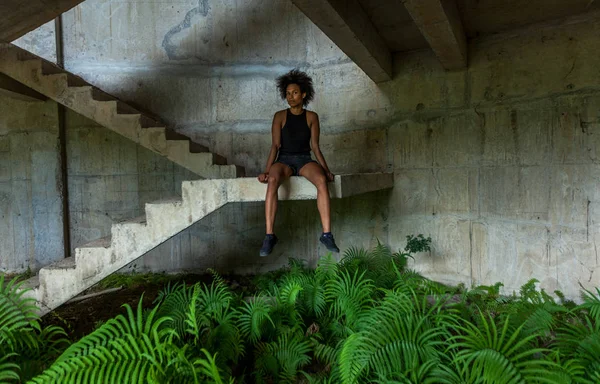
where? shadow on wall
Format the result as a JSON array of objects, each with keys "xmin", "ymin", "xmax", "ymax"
[{"xmin": 100, "ymin": 0, "xmax": 307, "ymax": 122}]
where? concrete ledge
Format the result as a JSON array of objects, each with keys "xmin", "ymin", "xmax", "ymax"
[{"xmin": 221, "ymin": 172, "xmax": 394, "ymax": 202}]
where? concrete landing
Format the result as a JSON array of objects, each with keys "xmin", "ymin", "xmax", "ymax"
[
  {"xmin": 20, "ymin": 173, "xmax": 393, "ymax": 314},
  {"xmin": 0, "ymin": 43, "xmax": 243, "ymax": 179}
]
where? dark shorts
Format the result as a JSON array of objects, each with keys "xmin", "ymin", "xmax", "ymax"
[{"xmin": 275, "ymin": 154, "xmax": 317, "ymax": 176}]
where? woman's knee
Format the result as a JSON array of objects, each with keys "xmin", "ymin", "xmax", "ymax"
[
  {"xmin": 267, "ymin": 174, "xmax": 280, "ymax": 186},
  {"xmin": 313, "ymin": 173, "xmax": 327, "ymax": 189}
]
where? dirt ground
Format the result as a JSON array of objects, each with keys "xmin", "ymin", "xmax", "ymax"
[{"xmin": 40, "ymin": 273, "xmax": 256, "ymax": 342}]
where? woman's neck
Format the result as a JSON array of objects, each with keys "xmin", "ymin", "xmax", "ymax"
[{"xmin": 289, "ymin": 106, "xmax": 304, "ymax": 115}]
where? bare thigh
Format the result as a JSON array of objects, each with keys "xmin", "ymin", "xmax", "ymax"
[
  {"xmin": 298, "ymin": 162, "xmax": 327, "ymax": 186},
  {"xmin": 269, "ymin": 162, "xmax": 293, "ymax": 183}
]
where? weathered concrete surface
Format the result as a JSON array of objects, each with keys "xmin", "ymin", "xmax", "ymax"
[
  {"xmin": 0, "ymin": 94, "xmax": 63, "ymax": 273},
  {"xmin": 12, "ymin": 20, "xmax": 57, "ymax": 63}
]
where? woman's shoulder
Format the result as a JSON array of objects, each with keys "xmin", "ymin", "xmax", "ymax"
[
  {"xmin": 305, "ymin": 110, "xmax": 319, "ymax": 120},
  {"xmin": 273, "ymin": 109, "xmax": 288, "ymax": 118}
]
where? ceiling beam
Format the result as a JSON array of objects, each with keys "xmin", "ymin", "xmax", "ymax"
[
  {"xmin": 402, "ymin": 0, "xmax": 467, "ymax": 70},
  {"xmin": 291, "ymin": 0, "xmax": 392, "ymax": 83},
  {"xmin": 0, "ymin": 73, "xmax": 47, "ymax": 102}
]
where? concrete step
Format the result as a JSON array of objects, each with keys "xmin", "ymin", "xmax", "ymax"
[
  {"xmin": 43, "ymin": 256, "xmax": 76, "ymax": 270},
  {"xmin": 19, "ymin": 275, "xmax": 40, "ymax": 291},
  {"xmin": 0, "ymin": 43, "xmax": 240, "ymax": 180}
]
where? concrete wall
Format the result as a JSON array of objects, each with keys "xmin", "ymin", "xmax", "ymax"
[
  {"xmin": 13, "ymin": 20, "xmax": 56, "ymax": 63},
  {"xmin": 0, "ymin": 95, "xmax": 63, "ymax": 273},
  {"xmin": 4, "ymin": 0, "xmax": 599, "ymax": 299}
]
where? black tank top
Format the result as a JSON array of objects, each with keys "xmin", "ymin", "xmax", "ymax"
[{"xmin": 279, "ymin": 109, "xmax": 311, "ymax": 155}]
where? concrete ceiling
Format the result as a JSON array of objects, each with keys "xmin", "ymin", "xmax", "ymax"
[
  {"xmin": 0, "ymin": 0, "xmax": 85, "ymax": 43},
  {"xmin": 293, "ymin": 0, "xmax": 600, "ymax": 83}
]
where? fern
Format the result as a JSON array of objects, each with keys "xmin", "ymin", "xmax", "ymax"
[
  {"xmin": 156, "ymin": 281, "xmax": 192, "ymax": 339},
  {"xmin": 338, "ymin": 290, "xmax": 450, "ymax": 383},
  {"xmin": 255, "ymin": 330, "xmax": 311, "ymax": 383},
  {"xmin": 578, "ymin": 286, "xmax": 600, "ymax": 323},
  {"xmin": 238, "ymin": 295, "xmax": 275, "ymax": 344},
  {"xmin": 0, "ymin": 276, "xmax": 70, "ymax": 382},
  {"xmin": 30, "ymin": 296, "xmax": 173, "ymax": 383},
  {"xmin": 449, "ymin": 312, "xmax": 559, "ymax": 383},
  {"xmin": 192, "ymin": 348, "xmax": 234, "ymax": 384},
  {"xmin": 183, "ymin": 279, "xmax": 243, "ymax": 372},
  {"xmin": 0, "ymin": 352, "xmax": 19, "ymax": 383},
  {"xmin": 553, "ymin": 317, "xmax": 600, "ymax": 381},
  {"xmin": 0, "ymin": 275, "xmax": 40, "ymax": 350},
  {"xmin": 326, "ymin": 269, "xmax": 374, "ymax": 334}
]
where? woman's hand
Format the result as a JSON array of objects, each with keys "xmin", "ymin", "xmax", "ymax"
[
  {"xmin": 257, "ymin": 172, "xmax": 269, "ymax": 183},
  {"xmin": 326, "ymin": 171, "xmax": 335, "ymax": 182}
]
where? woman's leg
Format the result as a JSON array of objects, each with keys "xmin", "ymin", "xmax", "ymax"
[
  {"xmin": 298, "ymin": 162, "xmax": 331, "ymax": 233},
  {"xmin": 265, "ymin": 162, "xmax": 293, "ymax": 234}
]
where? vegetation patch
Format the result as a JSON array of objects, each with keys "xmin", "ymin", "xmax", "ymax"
[{"xmin": 2, "ymin": 235, "xmax": 600, "ymax": 383}]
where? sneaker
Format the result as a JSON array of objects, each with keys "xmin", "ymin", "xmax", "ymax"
[
  {"xmin": 319, "ymin": 232, "xmax": 340, "ymax": 253},
  {"xmin": 259, "ymin": 234, "xmax": 278, "ymax": 257}
]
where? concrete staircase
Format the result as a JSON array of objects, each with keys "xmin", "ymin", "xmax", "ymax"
[
  {"xmin": 20, "ymin": 174, "xmax": 393, "ymax": 314},
  {"xmin": 0, "ymin": 42, "xmax": 243, "ymax": 179}
]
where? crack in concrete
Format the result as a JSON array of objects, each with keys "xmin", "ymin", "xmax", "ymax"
[
  {"xmin": 162, "ymin": 0, "xmax": 210, "ymax": 60},
  {"xmin": 563, "ymin": 57, "xmax": 577, "ymax": 80},
  {"xmin": 587, "ymin": 199, "xmax": 591, "ymax": 242}
]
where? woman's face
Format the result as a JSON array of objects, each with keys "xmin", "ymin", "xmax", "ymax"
[{"xmin": 286, "ymin": 84, "xmax": 305, "ymax": 108}]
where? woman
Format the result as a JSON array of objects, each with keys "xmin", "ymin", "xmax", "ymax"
[{"xmin": 257, "ymin": 69, "xmax": 339, "ymax": 257}]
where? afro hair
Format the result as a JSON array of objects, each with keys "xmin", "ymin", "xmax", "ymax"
[{"xmin": 276, "ymin": 69, "xmax": 315, "ymax": 106}]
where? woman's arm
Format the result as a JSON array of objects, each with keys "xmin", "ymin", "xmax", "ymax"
[
  {"xmin": 258, "ymin": 111, "xmax": 282, "ymax": 183},
  {"xmin": 308, "ymin": 111, "xmax": 334, "ymax": 182}
]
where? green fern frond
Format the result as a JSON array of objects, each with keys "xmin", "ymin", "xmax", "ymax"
[
  {"xmin": 554, "ymin": 317, "xmax": 600, "ymax": 380},
  {"xmin": 192, "ymin": 348, "xmax": 234, "ymax": 384},
  {"xmin": 238, "ymin": 295, "xmax": 275, "ymax": 344},
  {"xmin": 299, "ymin": 274, "xmax": 327, "ymax": 318},
  {"xmin": 197, "ymin": 276, "xmax": 233, "ymax": 318},
  {"xmin": 255, "ymin": 330, "xmax": 311, "ymax": 383},
  {"xmin": 326, "ymin": 269, "xmax": 374, "ymax": 332},
  {"xmin": 450, "ymin": 313, "xmax": 558, "ymax": 383},
  {"xmin": 15, "ymin": 324, "xmax": 70, "ymax": 381},
  {"xmin": 508, "ymin": 302, "xmax": 567, "ymax": 338},
  {"xmin": 276, "ymin": 276, "xmax": 304, "ymax": 308},
  {"xmin": 316, "ymin": 253, "xmax": 338, "ymax": 279},
  {"xmin": 338, "ymin": 289, "xmax": 451, "ymax": 383},
  {"xmin": 0, "ymin": 275, "xmax": 40, "ymax": 350},
  {"xmin": 156, "ymin": 281, "xmax": 191, "ymax": 339},
  {"xmin": 205, "ymin": 307, "xmax": 244, "ymax": 368},
  {"xmin": 30, "ymin": 297, "xmax": 173, "ymax": 383},
  {"xmin": 579, "ymin": 286, "xmax": 600, "ymax": 323},
  {"xmin": 0, "ymin": 352, "xmax": 19, "ymax": 383},
  {"xmin": 338, "ymin": 332, "xmax": 370, "ymax": 383}
]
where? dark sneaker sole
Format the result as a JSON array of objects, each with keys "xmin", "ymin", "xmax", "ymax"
[
  {"xmin": 319, "ymin": 240, "xmax": 340, "ymax": 253},
  {"xmin": 259, "ymin": 238, "xmax": 278, "ymax": 257}
]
